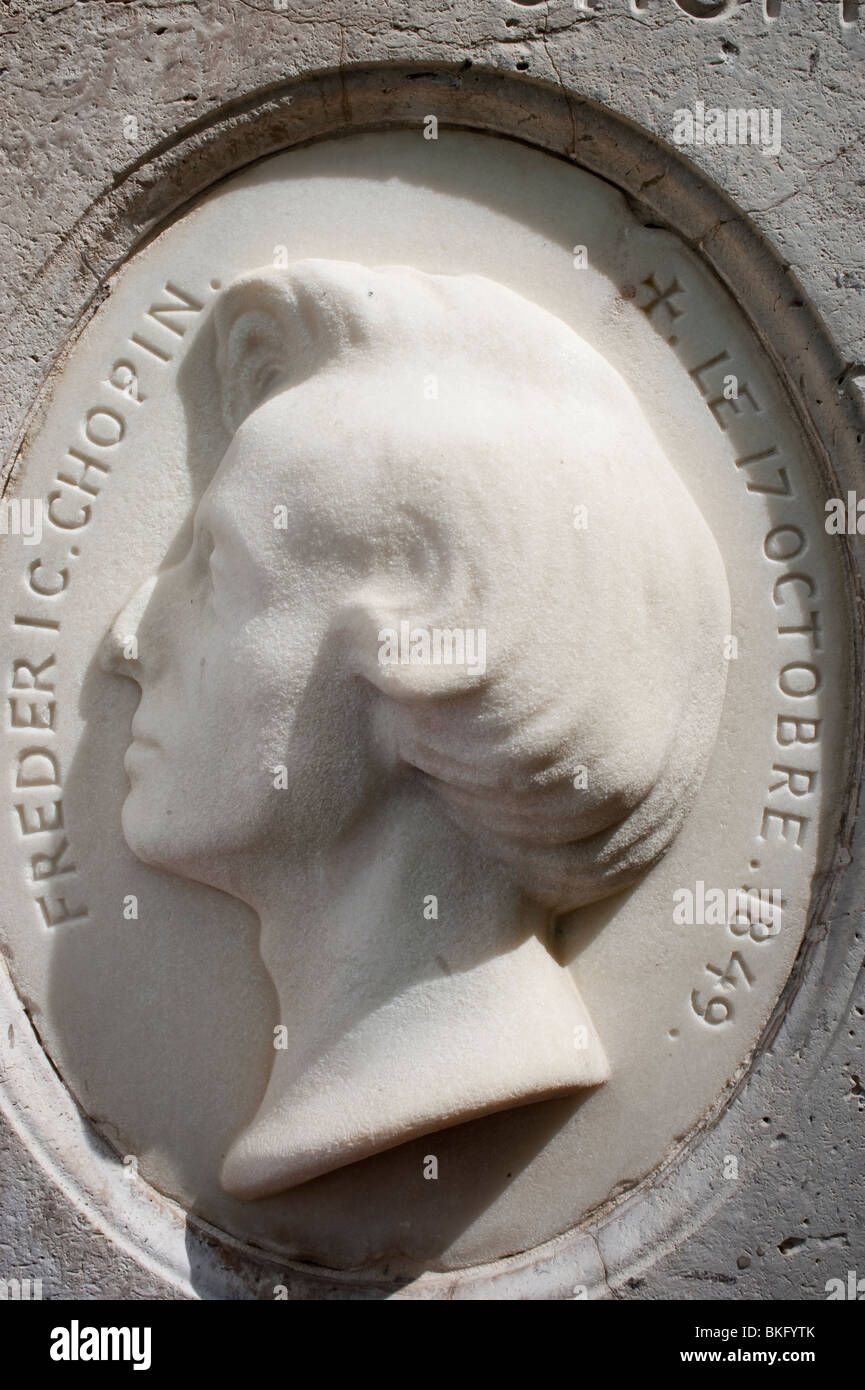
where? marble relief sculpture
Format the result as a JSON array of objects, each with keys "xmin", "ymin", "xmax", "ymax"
[{"xmin": 104, "ymin": 260, "xmax": 730, "ymax": 1198}]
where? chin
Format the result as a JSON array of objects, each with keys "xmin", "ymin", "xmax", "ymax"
[
  {"xmin": 121, "ymin": 793, "xmax": 186, "ymax": 873},
  {"xmin": 121, "ymin": 793, "xmax": 241, "ymax": 893}
]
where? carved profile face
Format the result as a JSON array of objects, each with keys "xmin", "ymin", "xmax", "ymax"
[
  {"xmin": 105, "ymin": 260, "xmax": 731, "ymax": 1195},
  {"xmin": 114, "ymin": 383, "xmax": 395, "ymax": 885},
  {"xmin": 110, "ymin": 259, "xmax": 731, "ymax": 915}
]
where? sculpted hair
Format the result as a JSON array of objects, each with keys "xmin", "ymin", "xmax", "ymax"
[{"xmin": 214, "ymin": 259, "xmax": 731, "ymax": 913}]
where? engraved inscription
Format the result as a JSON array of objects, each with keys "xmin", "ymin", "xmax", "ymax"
[{"xmin": 7, "ymin": 280, "xmax": 210, "ymax": 929}]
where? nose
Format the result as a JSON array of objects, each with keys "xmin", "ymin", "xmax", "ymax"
[{"xmin": 101, "ymin": 574, "xmax": 158, "ymax": 680}]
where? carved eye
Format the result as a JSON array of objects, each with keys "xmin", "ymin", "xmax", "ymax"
[
  {"xmin": 196, "ymin": 525, "xmax": 215, "ymax": 570},
  {"xmin": 189, "ymin": 527, "xmax": 216, "ymax": 602},
  {"xmin": 208, "ymin": 545, "xmax": 223, "ymax": 587}
]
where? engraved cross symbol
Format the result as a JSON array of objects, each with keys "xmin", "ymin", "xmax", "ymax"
[{"xmin": 640, "ymin": 273, "xmax": 686, "ymax": 345}]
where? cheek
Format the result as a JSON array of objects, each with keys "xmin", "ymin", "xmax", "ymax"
[
  {"xmin": 154, "ymin": 597, "xmax": 320, "ymax": 783},
  {"xmin": 196, "ymin": 642, "xmax": 293, "ymax": 775}
]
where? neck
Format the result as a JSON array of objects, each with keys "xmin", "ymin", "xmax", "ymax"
[{"xmin": 220, "ymin": 793, "xmax": 608, "ymax": 1199}]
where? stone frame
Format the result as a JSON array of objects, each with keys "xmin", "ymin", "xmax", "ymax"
[{"xmin": 2, "ymin": 40, "xmax": 864, "ymax": 1300}]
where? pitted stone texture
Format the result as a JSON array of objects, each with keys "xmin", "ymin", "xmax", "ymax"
[
  {"xmin": 0, "ymin": 1116, "xmax": 182, "ymax": 1300},
  {"xmin": 1, "ymin": 0, "xmax": 863, "ymax": 1300},
  {"xmin": 1, "ymin": 2, "xmax": 864, "ymax": 462}
]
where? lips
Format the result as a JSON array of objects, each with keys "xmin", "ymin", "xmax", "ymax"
[
  {"xmin": 129, "ymin": 714, "xmax": 160, "ymax": 751},
  {"xmin": 130, "ymin": 733, "xmax": 159, "ymax": 749},
  {"xmin": 125, "ymin": 724, "xmax": 161, "ymax": 773}
]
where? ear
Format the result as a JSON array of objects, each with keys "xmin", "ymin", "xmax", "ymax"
[{"xmin": 336, "ymin": 596, "xmax": 490, "ymax": 703}]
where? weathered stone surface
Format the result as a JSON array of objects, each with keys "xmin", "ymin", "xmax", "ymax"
[{"xmin": 1, "ymin": 0, "xmax": 863, "ymax": 1300}]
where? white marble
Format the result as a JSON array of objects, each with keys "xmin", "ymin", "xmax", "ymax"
[
  {"xmin": 102, "ymin": 259, "xmax": 730, "ymax": 1195},
  {"xmin": 0, "ymin": 129, "xmax": 852, "ymax": 1278}
]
